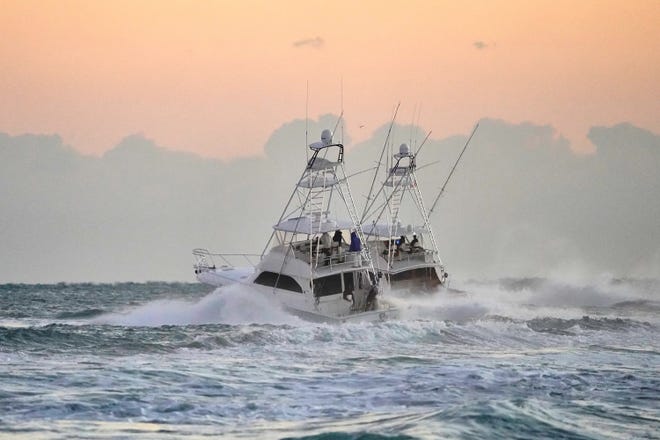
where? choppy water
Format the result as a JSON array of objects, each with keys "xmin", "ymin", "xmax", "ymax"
[{"xmin": 0, "ymin": 279, "xmax": 658, "ymax": 439}]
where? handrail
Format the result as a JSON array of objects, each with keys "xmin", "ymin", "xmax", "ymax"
[
  {"xmin": 311, "ymin": 250, "xmax": 362, "ymax": 271},
  {"xmin": 193, "ymin": 248, "xmax": 261, "ymax": 269}
]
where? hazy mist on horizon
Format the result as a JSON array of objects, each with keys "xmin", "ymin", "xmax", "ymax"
[{"xmin": 1, "ymin": 117, "xmax": 658, "ymax": 283}]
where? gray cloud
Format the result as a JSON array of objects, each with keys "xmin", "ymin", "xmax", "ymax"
[
  {"xmin": 473, "ymin": 41, "xmax": 488, "ymax": 50},
  {"xmin": 1, "ymin": 119, "xmax": 658, "ymax": 282},
  {"xmin": 292, "ymin": 36, "xmax": 324, "ymax": 48}
]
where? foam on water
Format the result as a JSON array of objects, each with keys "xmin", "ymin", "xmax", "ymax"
[
  {"xmin": 1, "ymin": 279, "xmax": 658, "ymax": 439},
  {"xmin": 96, "ymin": 284, "xmax": 303, "ymax": 327},
  {"xmin": 386, "ymin": 277, "xmax": 660, "ymax": 325}
]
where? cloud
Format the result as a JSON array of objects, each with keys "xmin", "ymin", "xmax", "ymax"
[
  {"xmin": 0, "ymin": 120, "xmax": 658, "ymax": 282},
  {"xmin": 473, "ymin": 41, "xmax": 491, "ymax": 50},
  {"xmin": 292, "ymin": 36, "xmax": 324, "ymax": 49}
]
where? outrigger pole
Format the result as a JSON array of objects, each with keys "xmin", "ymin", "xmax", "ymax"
[
  {"xmin": 361, "ymin": 102, "xmax": 400, "ymax": 222},
  {"xmin": 428, "ymin": 123, "xmax": 479, "ymax": 217}
]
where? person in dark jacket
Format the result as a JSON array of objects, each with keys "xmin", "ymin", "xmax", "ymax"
[
  {"xmin": 332, "ymin": 230, "xmax": 345, "ymax": 255},
  {"xmin": 349, "ymin": 230, "xmax": 361, "ymax": 252},
  {"xmin": 395, "ymin": 235, "xmax": 407, "ymax": 255},
  {"xmin": 409, "ymin": 233, "xmax": 419, "ymax": 253}
]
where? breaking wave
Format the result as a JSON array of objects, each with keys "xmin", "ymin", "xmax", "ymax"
[{"xmin": 95, "ymin": 284, "xmax": 302, "ymax": 327}]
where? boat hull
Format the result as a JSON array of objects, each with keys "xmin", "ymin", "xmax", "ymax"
[
  {"xmin": 250, "ymin": 283, "xmax": 399, "ymax": 323},
  {"xmin": 284, "ymin": 305, "xmax": 399, "ymax": 323},
  {"xmin": 387, "ymin": 266, "xmax": 443, "ymax": 292}
]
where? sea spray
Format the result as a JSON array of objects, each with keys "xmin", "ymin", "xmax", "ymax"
[
  {"xmin": 95, "ymin": 284, "xmax": 302, "ymax": 327},
  {"xmin": 1, "ymin": 280, "xmax": 658, "ymax": 439},
  {"xmin": 383, "ymin": 277, "xmax": 660, "ymax": 325}
]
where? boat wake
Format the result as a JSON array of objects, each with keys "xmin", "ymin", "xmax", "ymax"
[
  {"xmin": 387, "ymin": 277, "xmax": 660, "ymax": 325},
  {"xmin": 87, "ymin": 277, "xmax": 660, "ymax": 332},
  {"xmin": 95, "ymin": 284, "xmax": 302, "ymax": 327}
]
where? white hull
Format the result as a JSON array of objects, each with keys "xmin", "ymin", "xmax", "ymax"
[
  {"xmin": 284, "ymin": 305, "xmax": 399, "ymax": 323},
  {"xmin": 251, "ymin": 284, "xmax": 399, "ymax": 323}
]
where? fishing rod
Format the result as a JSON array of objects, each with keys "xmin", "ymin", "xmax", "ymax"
[
  {"xmin": 332, "ymin": 110, "xmax": 344, "ymax": 138},
  {"xmin": 428, "ymin": 123, "xmax": 479, "ymax": 217},
  {"xmin": 414, "ymin": 130, "xmax": 432, "ymax": 158},
  {"xmin": 361, "ymin": 102, "xmax": 400, "ymax": 222}
]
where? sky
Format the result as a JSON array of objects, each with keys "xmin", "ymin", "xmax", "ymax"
[
  {"xmin": 2, "ymin": 0, "xmax": 659, "ymax": 158},
  {"xmin": 1, "ymin": 1, "xmax": 659, "ymax": 283}
]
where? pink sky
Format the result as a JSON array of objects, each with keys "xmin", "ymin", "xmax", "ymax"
[{"xmin": 1, "ymin": 0, "xmax": 658, "ymax": 158}]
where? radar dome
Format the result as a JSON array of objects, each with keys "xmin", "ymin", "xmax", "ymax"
[
  {"xmin": 321, "ymin": 129, "xmax": 333, "ymax": 146},
  {"xmin": 399, "ymin": 143, "xmax": 410, "ymax": 156}
]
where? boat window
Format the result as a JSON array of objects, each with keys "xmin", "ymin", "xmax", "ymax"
[
  {"xmin": 254, "ymin": 271, "xmax": 303, "ymax": 293},
  {"xmin": 343, "ymin": 272, "xmax": 355, "ymax": 294},
  {"xmin": 313, "ymin": 274, "xmax": 343, "ymax": 297}
]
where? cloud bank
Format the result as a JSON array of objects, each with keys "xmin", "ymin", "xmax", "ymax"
[{"xmin": 1, "ymin": 118, "xmax": 658, "ymax": 283}]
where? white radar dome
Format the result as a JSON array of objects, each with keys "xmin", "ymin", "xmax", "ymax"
[{"xmin": 321, "ymin": 129, "xmax": 333, "ymax": 146}]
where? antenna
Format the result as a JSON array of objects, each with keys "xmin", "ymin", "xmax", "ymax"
[
  {"xmin": 413, "ymin": 103, "xmax": 422, "ymax": 152},
  {"xmin": 340, "ymin": 77, "xmax": 344, "ymax": 144},
  {"xmin": 409, "ymin": 103, "xmax": 416, "ymax": 150},
  {"xmin": 305, "ymin": 81, "xmax": 309, "ymax": 162}
]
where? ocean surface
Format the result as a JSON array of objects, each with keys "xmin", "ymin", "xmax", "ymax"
[{"xmin": 0, "ymin": 278, "xmax": 658, "ymax": 439}]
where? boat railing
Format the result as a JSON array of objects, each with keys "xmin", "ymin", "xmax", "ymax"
[
  {"xmin": 289, "ymin": 242, "xmax": 366, "ymax": 271},
  {"xmin": 193, "ymin": 248, "xmax": 261, "ymax": 271},
  {"xmin": 313, "ymin": 250, "xmax": 364, "ymax": 271},
  {"xmin": 385, "ymin": 248, "xmax": 437, "ymax": 264}
]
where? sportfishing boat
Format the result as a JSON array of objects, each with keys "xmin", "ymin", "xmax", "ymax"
[
  {"xmin": 359, "ymin": 119, "xmax": 479, "ymax": 291},
  {"xmin": 193, "ymin": 129, "xmax": 398, "ymax": 323},
  {"xmin": 361, "ymin": 141, "xmax": 447, "ymax": 290}
]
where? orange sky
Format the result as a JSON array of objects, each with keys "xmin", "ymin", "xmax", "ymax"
[{"xmin": 1, "ymin": 0, "xmax": 658, "ymax": 158}]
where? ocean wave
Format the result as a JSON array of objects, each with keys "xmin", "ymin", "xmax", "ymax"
[
  {"xmin": 94, "ymin": 284, "xmax": 301, "ymax": 327},
  {"xmin": 526, "ymin": 316, "xmax": 655, "ymax": 335},
  {"xmin": 2, "ymin": 314, "xmax": 657, "ymax": 357},
  {"xmin": 55, "ymin": 309, "xmax": 107, "ymax": 319},
  {"xmin": 610, "ymin": 299, "xmax": 660, "ymax": 312}
]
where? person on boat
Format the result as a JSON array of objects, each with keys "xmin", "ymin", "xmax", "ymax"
[
  {"xmin": 349, "ymin": 230, "xmax": 361, "ymax": 252},
  {"xmin": 395, "ymin": 235, "xmax": 407, "ymax": 255},
  {"xmin": 382, "ymin": 239, "xmax": 392, "ymax": 256},
  {"xmin": 332, "ymin": 230, "xmax": 345, "ymax": 255},
  {"xmin": 409, "ymin": 233, "xmax": 419, "ymax": 253},
  {"xmin": 320, "ymin": 231, "xmax": 332, "ymax": 256}
]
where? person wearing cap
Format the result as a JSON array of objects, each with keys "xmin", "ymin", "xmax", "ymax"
[{"xmin": 409, "ymin": 233, "xmax": 419, "ymax": 253}]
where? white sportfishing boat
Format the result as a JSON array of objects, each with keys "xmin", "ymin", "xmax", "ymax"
[
  {"xmin": 193, "ymin": 129, "xmax": 398, "ymax": 323},
  {"xmin": 359, "ymin": 118, "xmax": 478, "ymax": 291},
  {"xmin": 361, "ymin": 141, "xmax": 447, "ymax": 290}
]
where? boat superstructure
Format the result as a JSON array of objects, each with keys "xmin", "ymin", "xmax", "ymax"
[
  {"xmin": 194, "ymin": 129, "xmax": 398, "ymax": 323},
  {"xmin": 361, "ymin": 142, "xmax": 448, "ymax": 290}
]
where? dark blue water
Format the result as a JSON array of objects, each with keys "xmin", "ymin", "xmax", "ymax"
[{"xmin": 1, "ymin": 279, "xmax": 658, "ymax": 439}]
